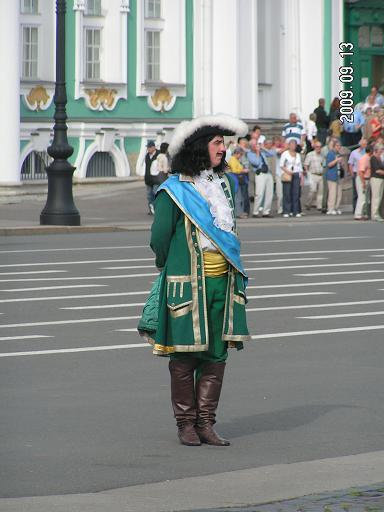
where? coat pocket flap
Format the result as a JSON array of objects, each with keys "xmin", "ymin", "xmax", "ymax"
[{"xmin": 167, "ymin": 300, "xmax": 193, "ymax": 311}]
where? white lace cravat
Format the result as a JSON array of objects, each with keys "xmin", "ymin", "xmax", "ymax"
[{"xmin": 193, "ymin": 170, "xmax": 234, "ymax": 251}]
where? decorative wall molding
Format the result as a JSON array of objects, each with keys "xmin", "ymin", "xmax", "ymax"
[
  {"xmin": 84, "ymin": 86, "xmax": 119, "ymax": 111},
  {"xmin": 147, "ymin": 87, "xmax": 176, "ymax": 112},
  {"xmin": 21, "ymin": 83, "xmax": 55, "ymax": 111}
]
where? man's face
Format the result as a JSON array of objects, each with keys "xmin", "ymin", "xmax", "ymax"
[
  {"xmin": 238, "ymin": 138, "xmax": 249, "ymax": 149},
  {"xmin": 251, "ymin": 129, "xmax": 260, "ymax": 140},
  {"xmin": 319, "ymin": 99, "xmax": 325, "ymax": 107},
  {"xmin": 208, "ymin": 136, "xmax": 226, "ymax": 168},
  {"xmin": 314, "ymin": 142, "xmax": 322, "ymax": 153},
  {"xmin": 250, "ymin": 140, "xmax": 259, "ymax": 152},
  {"xmin": 264, "ymin": 140, "xmax": 273, "ymax": 150},
  {"xmin": 289, "ymin": 114, "xmax": 297, "ymax": 124},
  {"xmin": 359, "ymin": 138, "xmax": 368, "ymax": 149},
  {"xmin": 147, "ymin": 145, "xmax": 156, "ymax": 155}
]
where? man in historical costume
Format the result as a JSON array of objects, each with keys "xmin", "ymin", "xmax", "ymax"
[{"xmin": 138, "ymin": 115, "xmax": 250, "ymax": 447}]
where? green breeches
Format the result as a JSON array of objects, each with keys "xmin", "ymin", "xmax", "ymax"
[{"xmin": 170, "ymin": 274, "xmax": 228, "ymax": 365}]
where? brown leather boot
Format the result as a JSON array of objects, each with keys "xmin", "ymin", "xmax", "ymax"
[
  {"xmin": 195, "ymin": 362, "xmax": 230, "ymax": 446},
  {"xmin": 169, "ymin": 359, "xmax": 201, "ymax": 446}
]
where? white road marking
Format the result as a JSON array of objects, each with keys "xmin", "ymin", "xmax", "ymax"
[
  {"xmin": 0, "ymin": 335, "xmax": 54, "ymax": 341},
  {"xmin": 0, "ymin": 284, "xmax": 108, "ymax": 292},
  {"xmin": 251, "ymin": 324, "xmax": 384, "ymax": 340},
  {"xmin": 242, "ymin": 248, "xmax": 384, "ymax": 257},
  {"xmin": 246, "ymin": 261, "xmax": 384, "ymax": 271},
  {"xmin": 0, "ymin": 291, "xmax": 150, "ymax": 304},
  {"xmin": 242, "ymin": 236, "xmax": 370, "ymax": 244},
  {"xmin": 60, "ymin": 292, "xmax": 335, "ymax": 310},
  {"xmin": 0, "ymin": 343, "xmax": 149, "ymax": 358},
  {"xmin": 3, "ymin": 324, "xmax": 384, "ymax": 356},
  {"xmin": 296, "ymin": 270, "xmax": 384, "ymax": 276},
  {"xmin": 242, "ymin": 257, "xmax": 328, "ymax": 263},
  {"xmin": 246, "ymin": 292, "xmax": 335, "ymax": 299},
  {"xmin": 0, "ymin": 245, "xmax": 149, "ymax": 254},
  {"xmin": 299, "ymin": 311, "xmax": 384, "ymax": 320},
  {"xmin": 0, "ymin": 270, "xmax": 68, "ymax": 276},
  {"xmin": 247, "ymin": 278, "xmax": 384, "ymax": 289},
  {"xmin": 0, "ymin": 258, "xmax": 154, "ymax": 268},
  {"xmin": 246, "ymin": 299, "xmax": 384, "ymax": 312},
  {"xmin": 0, "ymin": 273, "xmax": 158, "ymax": 283},
  {"xmin": 0, "ymin": 316, "xmax": 141, "ymax": 329},
  {"xmin": 115, "ymin": 328, "xmax": 138, "ymax": 332},
  {"xmin": 62, "ymin": 302, "xmax": 145, "ymax": 310},
  {"xmin": 100, "ymin": 265, "xmax": 155, "ymax": 270}
]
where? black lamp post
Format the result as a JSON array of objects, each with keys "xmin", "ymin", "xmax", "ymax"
[{"xmin": 40, "ymin": 0, "xmax": 80, "ymax": 225}]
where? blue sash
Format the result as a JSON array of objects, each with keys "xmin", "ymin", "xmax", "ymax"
[{"xmin": 157, "ymin": 175, "xmax": 247, "ymax": 279}]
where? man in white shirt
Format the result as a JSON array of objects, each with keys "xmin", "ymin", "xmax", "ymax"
[
  {"xmin": 250, "ymin": 125, "xmax": 266, "ymax": 145},
  {"xmin": 304, "ymin": 141, "xmax": 324, "ymax": 210}
]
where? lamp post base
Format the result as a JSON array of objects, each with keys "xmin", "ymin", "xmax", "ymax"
[
  {"xmin": 40, "ymin": 164, "xmax": 81, "ymax": 226},
  {"xmin": 40, "ymin": 212, "xmax": 81, "ymax": 226}
]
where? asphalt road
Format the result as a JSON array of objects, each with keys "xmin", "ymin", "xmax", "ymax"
[{"xmin": 1, "ymin": 221, "xmax": 384, "ymax": 500}]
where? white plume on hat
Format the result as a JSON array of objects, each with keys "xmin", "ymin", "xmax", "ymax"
[{"xmin": 168, "ymin": 114, "xmax": 248, "ymax": 157}]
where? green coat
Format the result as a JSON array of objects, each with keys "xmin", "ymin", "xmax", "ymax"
[{"xmin": 144, "ymin": 173, "xmax": 250, "ymax": 356}]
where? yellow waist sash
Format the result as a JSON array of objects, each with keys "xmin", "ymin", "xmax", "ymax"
[{"xmin": 203, "ymin": 251, "xmax": 228, "ymax": 276}]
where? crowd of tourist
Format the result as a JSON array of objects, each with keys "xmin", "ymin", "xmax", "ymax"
[
  {"xmin": 143, "ymin": 86, "xmax": 384, "ymax": 221},
  {"xmin": 226, "ymin": 87, "xmax": 384, "ymax": 221}
]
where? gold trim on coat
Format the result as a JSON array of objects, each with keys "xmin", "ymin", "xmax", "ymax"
[
  {"xmin": 185, "ymin": 217, "xmax": 202, "ymax": 344},
  {"xmin": 166, "ymin": 275, "xmax": 192, "ymax": 282}
]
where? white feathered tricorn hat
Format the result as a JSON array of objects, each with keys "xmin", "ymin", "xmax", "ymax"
[{"xmin": 168, "ymin": 114, "xmax": 249, "ymax": 157}]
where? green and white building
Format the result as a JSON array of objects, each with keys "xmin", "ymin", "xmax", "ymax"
[{"xmin": 1, "ymin": 0, "xmax": 383, "ymax": 185}]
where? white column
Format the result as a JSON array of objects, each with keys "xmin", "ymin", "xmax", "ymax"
[
  {"xmin": 281, "ymin": 0, "xmax": 302, "ymax": 118},
  {"xmin": 193, "ymin": 0, "xmax": 213, "ymax": 116},
  {"xmin": 298, "ymin": 0, "xmax": 324, "ymax": 121},
  {"xmin": 331, "ymin": 0, "xmax": 344, "ymax": 102},
  {"xmin": 0, "ymin": 0, "xmax": 20, "ymax": 184},
  {"xmin": 211, "ymin": 0, "xmax": 239, "ymax": 116},
  {"xmin": 239, "ymin": 0, "xmax": 258, "ymax": 119}
]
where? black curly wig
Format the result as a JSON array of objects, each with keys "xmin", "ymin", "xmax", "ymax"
[{"xmin": 170, "ymin": 134, "xmax": 227, "ymax": 177}]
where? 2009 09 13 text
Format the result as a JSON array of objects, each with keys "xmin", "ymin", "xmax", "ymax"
[{"xmin": 338, "ymin": 42, "xmax": 354, "ymax": 124}]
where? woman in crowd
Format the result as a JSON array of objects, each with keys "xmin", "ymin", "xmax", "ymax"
[
  {"xmin": 325, "ymin": 140, "xmax": 344, "ymax": 215},
  {"xmin": 329, "ymin": 97, "xmax": 341, "ymax": 123},
  {"xmin": 156, "ymin": 142, "xmax": 171, "ymax": 180},
  {"xmin": 280, "ymin": 139, "xmax": 303, "ymax": 218}
]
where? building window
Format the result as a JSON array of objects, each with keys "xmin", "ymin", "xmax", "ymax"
[
  {"xmin": 20, "ymin": 0, "xmax": 38, "ymax": 14},
  {"xmin": 85, "ymin": 28, "xmax": 101, "ymax": 80},
  {"xmin": 358, "ymin": 25, "xmax": 370, "ymax": 48},
  {"xmin": 85, "ymin": 0, "xmax": 102, "ymax": 16},
  {"xmin": 145, "ymin": 0, "xmax": 161, "ymax": 19},
  {"xmin": 22, "ymin": 26, "xmax": 38, "ymax": 79},
  {"xmin": 145, "ymin": 30, "xmax": 160, "ymax": 81},
  {"xmin": 21, "ymin": 151, "xmax": 50, "ymax": 181},
  {"xmin": 86, "ymin": 152, "xmax": 116, "ymax": 177},
  {"xmin": 371, "ymin": 26, "xmax": 383, "ymax": 47}
]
